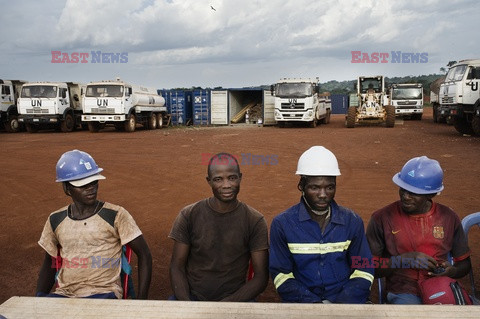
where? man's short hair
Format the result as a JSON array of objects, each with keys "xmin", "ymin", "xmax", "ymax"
[
  {"xmin": 207, "ymin": 153, "xmax": 241, "ymax": 177},
  {"xmin": 298, "ymin": 175, "xmax": 336, "ymax": 190}
]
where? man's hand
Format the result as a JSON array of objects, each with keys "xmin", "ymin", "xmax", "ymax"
[{"xmin": 399, "ymin": 251, "xmax": 438, "ymax": 271}]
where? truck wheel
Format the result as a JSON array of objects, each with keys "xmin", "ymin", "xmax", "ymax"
[
  {"xmin": 309, "ymin": 119, "xmax": 317, "ymax": 128},
  {"xmin": 87, "ymin": 122, "xmax": 101, "ymax": 133},
  {"xmin": 25, "ymin": 123, "xmax": 38, "ymax": 133},
  {"xmin": 125, "ymin": 114, "xmax": 136, "ymax": 132},
  {"xmin": 147, "ymin": 114, "xmax": 157, "ymax": 130},
  {"xmin": 60, "ymin": 113, "xmax": 75, "ymax": 133},
  {"xmin": 346, "ymin": 106, "xmax": 356, "ymax": 128},
  {"xmin": 4, "ymin": 115, "xmax": 20, "ymax": 133},
  {"xmin": 156, "ymin": 113, "xmax": 163, "ymax": 128},
  {"xmin": 322, "ymin": 109, "xmax": 331, "ymax": 124},
  {"xmin": 453, "ymin": 116, "xmax": 474, "ymax": 135},
  {"xmin": 385, "ymin": 105, "xmax": 395, "ymax": 127},
  {"xmin": 433, "ymin": 105, "xmax": 438, "ymax": 123},
  {"xmin": 471, "ymin": 116, "xmax": 480, "ymax": 135}
]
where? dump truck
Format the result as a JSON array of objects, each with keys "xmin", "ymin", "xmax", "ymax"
[
  {"xmin": 430, "ymin": 76, "xmax": 448, "ymax": 123},
  {"xmin": 0, "ymin": 79, "xmax": 25, "ymax": 132},
  {"xmin": 346, "ymin": 75, "xmax": 395, "ymax": 128},
  {"xmin": 271, "ymin": 78, "xmax": 331, "ymax": 128},
  {"xmin": 82, "ymin": 79, "xmax": 167, "ymax": 132},
  {"xmin": 439, "ymin": 59, "xmax": 480, "ymax": 135},
  {"xmin": 389, "ymin": 83, "xmax": 423, "ymax": 120},
  {"xmin": 18, "ymin": 82, "xmax": 84, "ymax": 133}
]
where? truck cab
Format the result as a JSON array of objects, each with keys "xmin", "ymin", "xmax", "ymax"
[
  {"xmin": 389, "ymin": 83, "xmax": 423, "ymax": 120},
  {"xmin": 272, "ymin": 78, "xmax": 331, "ymax": 128},
  {"xmin": 18, "ymin": 82, "xmax": 83, "ymax": 133},
  {"xmin": 0, "ymin": 79, "xmax": 25, "ymax": 132},
  {"xmin": 440, "ymin": 59, "xmax": 480, "ymax": 135}
]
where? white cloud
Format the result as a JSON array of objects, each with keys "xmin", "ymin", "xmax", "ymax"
[{"xmin": 1, "ymin": 0, "xmax": 479, "ymax": 87}]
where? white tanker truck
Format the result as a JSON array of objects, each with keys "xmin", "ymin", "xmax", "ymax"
[{"xmin": 82, "ymin": 78, "xmax": 167, "ymax": 132}]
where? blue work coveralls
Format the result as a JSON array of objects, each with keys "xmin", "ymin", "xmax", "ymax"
[{"xmin": 269, "ymin": 199, "xmax": 374, "ymax": 303}]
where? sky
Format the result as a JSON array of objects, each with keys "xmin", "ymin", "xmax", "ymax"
[{"xmin": 1, "ymin": 0, "xmax": 479, "ymax": 89}]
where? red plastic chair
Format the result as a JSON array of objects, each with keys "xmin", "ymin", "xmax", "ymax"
[{"xmin": 247, "ymin": 259, "xmax": 254, "ymax": 281}]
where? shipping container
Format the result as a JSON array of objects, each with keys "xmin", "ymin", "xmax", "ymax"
[
  {"xmin": 214, "ymin": 88, "xmax": 275, "ymax": 125},
  {"xmin": 169, "ymin": 90, "xmax": 193, "ymax": 125},
  {"xmin": 211, "ymin": 90, "xmax": 229, "ymax": 125},
  {"xmin": 193, "ymin": 89, "xmax": 210, "ymax": 125},
  {"xmin": 331, "ymin": 94, "xmax": 349, "ymax": 114}
]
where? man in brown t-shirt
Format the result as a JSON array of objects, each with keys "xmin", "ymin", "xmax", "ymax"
[
  {"xmin": 36, "ymin": 150, "xmax": 152, "ymax": 299},
  {"xmin": 169, "ymin": 152, "xmax": 269, "ymax": 301}
]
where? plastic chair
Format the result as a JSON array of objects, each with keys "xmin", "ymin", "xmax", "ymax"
[
  {"xmin": 55, "ymin": 244, "xmax": 134, "ymax": 299},
  {"xmin": 461, "ymin": 212, "xmax": 480, "ymax": 298},
  {"xmin": 377, "ymin": 277, "xmax": 385, "ymax": 304},
  {"xmin": 247, "ymin": 259, "xmax": 254, "ymax": 281},
  {"xmin": 121, "ymin": 244, "xmax": 135, "ymax": 299}
]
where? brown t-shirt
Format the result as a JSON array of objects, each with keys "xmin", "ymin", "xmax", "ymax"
[
  {"xmin": 169, "ymin": 198, "xmax": 269, "ymax": 301},
  {"xmin": 38, "ymin": 202, "xmax": 142, "ymax": 298}
]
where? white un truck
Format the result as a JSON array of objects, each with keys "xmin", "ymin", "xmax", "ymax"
[
  {"xmin": 271, "ymin": 78, "xmax": 331, "ymax": 128},
  {"xmin": 389, "ymin": 83, "xmax": 423, "ymax": 120},
  {"xmin": 439, "ymin": 59, "xmax": 480, "ymax": 135},
  {"xmin": 0, "ymin": 79, "xmax": 25, "ymax": 132},
  {"xmin": 18, "ymin": 82, "xmax": 84, "ymax": 133},
  {"xmin": 82, "ymin": 79, "xmax": 167, "ymax": 132}
]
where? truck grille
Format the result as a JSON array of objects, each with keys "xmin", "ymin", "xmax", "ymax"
[
  {"xmin": 280, "ymin": 103, "xmax": 305, "ymax": 111},
  {"xmin": 441, "ymin": 97, "xmax": 454, "ymax": 104},
  {"xmin": 90, "ymin": 108, "xmax": 116, "ymax": 113},
  {"xmin": 25, "ymin": 108, "xmax": 49, "ymax": 114},
  {"xmin": 397, "ymin": 101, "xmax": 417, "ymax": 106}
]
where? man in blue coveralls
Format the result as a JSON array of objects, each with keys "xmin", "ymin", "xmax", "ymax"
[{"xmin": 269, "ymin": 146, "xmax": 374, "ymax": 303}]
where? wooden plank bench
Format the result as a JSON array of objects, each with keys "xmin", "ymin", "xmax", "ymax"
[{"xmin": 2, "ymin": 296, "xmax": 480, "ymax": 319}]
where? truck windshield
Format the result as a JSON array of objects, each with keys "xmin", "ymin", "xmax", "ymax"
[
  {"xmin": 21, "ymin": 86, "xmax": 57, "ymax": 98},
  {"xmin": 392, "ymin": 88, "xmax": 422, "ymax": 100},
  {"xmin": 276, "ymin": 83, "xmax": 312, "ymax": 98},
  {"xmin": 360, "ymin": 79, "xmax": 381, "ymax": 93},
  {"xmin": 445, "ymin": 65, "xmax": 467, "ymax": 82},
  {"xmin": 86, "ymin": 85, "xmax": 124, "ymax": 97}
]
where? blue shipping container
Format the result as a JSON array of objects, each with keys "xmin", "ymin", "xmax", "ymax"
[
  {"xmin": 158, "ymin": 89, "xmax": 172, "ymax": 114},
  {"xmin": 193, "ymin": 89, "xmax": 211, "ymax": 125},
  {"xmin": 169, "ymin": 90, "xmax": 193, "ymax": 125},
  {"xmin": 331, "ymin": 94, "xmax": 349, "ymax": 114}
]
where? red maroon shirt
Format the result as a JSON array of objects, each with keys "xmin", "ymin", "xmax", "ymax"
[{"xmin": 366, "ymin": 201, "xmax": 470, "ymax": 295}]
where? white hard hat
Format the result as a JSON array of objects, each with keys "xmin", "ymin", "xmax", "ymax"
[{"xmin": 295, "ymin": 146, "xmax": 341, "ymax": 176}]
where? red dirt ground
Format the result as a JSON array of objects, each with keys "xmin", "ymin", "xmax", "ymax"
[{"xmin": 1, "ymin": 108, "xmax": 479, "ymax": 304}]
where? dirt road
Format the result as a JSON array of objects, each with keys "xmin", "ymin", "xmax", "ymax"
[{"xmin": 1, "ymin": 108, "xmax": 479, "ymax": 303}]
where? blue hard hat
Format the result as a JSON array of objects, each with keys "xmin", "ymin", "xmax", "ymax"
[
  {"xmin": 56, "ymin": 150, "xmax": 104, "ymax": 184},
  {"xmin": 392, "ymin": 156, "xmax": 444, "ymax": 194}
]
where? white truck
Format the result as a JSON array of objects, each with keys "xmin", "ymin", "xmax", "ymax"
[
  {"xmin": 389, "ymin": 83, "xmax": 423, "ymax": 120},
  {"xmin": 430, "ymin": 76, "xmax": 449, "ymax": 123},
  {"xmin": 0, "ymin": 79, "xmax": 25, "ymax": 132},
  {"xmin": 271, "ymin": 78, "xmax": 331, "ymax": 128},
  {"xmin": 18, "ymin": 82, "xmax": 84, "ymax": 133},
  {"xmin": 82, "ymin": 79, "xmax": 167, "ymax": 132},
  {"xmin": 439, "ymin": 59, "xmax": 480, "ymax": 135}
]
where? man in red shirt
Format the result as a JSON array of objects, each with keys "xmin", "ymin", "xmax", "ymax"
[{"xmin": 366, "ymin": 156, "xmax": 471, "ymax": 304}]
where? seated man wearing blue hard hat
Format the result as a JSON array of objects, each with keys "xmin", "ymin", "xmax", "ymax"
[
  {"xmin": 36, "ymin": 150, "xmax": 152, "ymax": 299},
  {"xmin": 366, "ymin": 156, "xmax": 471, "ymax": 304}
]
